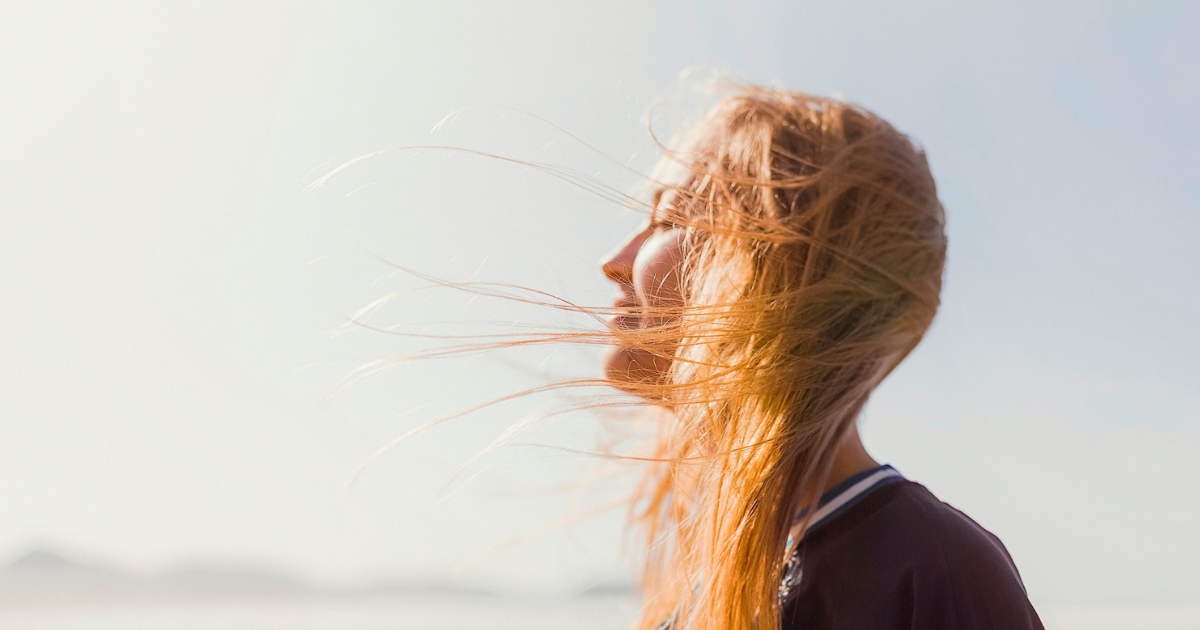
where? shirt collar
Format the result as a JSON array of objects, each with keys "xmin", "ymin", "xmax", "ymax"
[{"xmin": 799, "ymin": 464, "xmax": 905, "ymax": 535}]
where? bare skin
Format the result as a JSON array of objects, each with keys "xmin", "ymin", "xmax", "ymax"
[{"xmin": 825, "ymin": 422, "xmax": 881, "ymax": 494}]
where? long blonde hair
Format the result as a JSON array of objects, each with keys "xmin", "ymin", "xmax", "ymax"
[
  {"xmin": 329, "ymin": 83, "xmax": 944, "ymax": 630},
  {"xmin": 622, "ymin": 86, "xmax": 946, "ymax": 630}
]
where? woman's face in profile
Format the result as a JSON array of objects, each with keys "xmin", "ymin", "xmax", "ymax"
[{"xmin": 600, "ymin": 207, "xmax": 686, "ymax": 387}]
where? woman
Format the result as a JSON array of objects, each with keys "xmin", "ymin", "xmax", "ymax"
[{"xmin": 597, "ymin": 86, "xmax": 1044, "ymax": 630}]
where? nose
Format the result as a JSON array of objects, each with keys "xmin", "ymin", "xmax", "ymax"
[{"xmin": 600, "ymin": 223, "xmax": 653, "ymax": 283}]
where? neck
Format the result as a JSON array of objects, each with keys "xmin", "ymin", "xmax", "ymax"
[{"xmin": 821, "ymin": 421, "xmax": 880, "ymax": 495}]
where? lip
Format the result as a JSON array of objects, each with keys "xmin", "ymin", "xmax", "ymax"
[
  {"xmin": 608, "ymin": 293, "xmax": 641, "ymax": 330},
  {"xmin": 608, "ymin": 314, "xmax": 644, "ymax": 336}
]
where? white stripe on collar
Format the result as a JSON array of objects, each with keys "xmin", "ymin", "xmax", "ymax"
[{"xmin": 804, "ymin": 465, "xmax": 904, "ymax": 533}]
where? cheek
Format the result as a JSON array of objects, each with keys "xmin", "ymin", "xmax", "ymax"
[{"xmin": 632, "ymin": 232, "xmax": 685, "ymax": 310}]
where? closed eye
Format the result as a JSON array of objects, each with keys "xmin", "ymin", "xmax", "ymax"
[{"xmin": 649, "ymin": 188, "xmax": 681, "ymax": 230}]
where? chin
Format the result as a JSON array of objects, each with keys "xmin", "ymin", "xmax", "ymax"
[{"xmin": 602, "ymin": 345, "xmax": 671, "ymax": 396}]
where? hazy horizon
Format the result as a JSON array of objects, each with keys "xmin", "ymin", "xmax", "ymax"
[{"xmin": 2, "ymin": 1, "xmax": 1197, "ymax": 628}]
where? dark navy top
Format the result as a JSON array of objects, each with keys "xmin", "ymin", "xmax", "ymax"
[{"xmin": 780, "ymin": 465, "xmax": 1044, "ymax": 630}]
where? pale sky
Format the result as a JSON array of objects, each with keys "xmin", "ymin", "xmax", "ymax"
[{"xmin": 2, "ymin": 0, "xmax": 1197, "ymax": 624}]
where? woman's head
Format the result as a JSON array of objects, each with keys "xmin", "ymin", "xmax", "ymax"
[
  {"xmin": 616, "ymin": 86, "xmax": 945, "ymax": 630},
  {"xmin": 604, "ymin": 88, "xmax": 944, "ymax": 397}
]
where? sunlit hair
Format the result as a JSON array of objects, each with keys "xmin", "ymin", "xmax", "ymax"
[
  {"xmin": 618, "ymin": 86, "xmax": 946, "ymax": 630},
  {"xmin": 324, "ymin": 83, "xmax": 945, "ymax": 630}
]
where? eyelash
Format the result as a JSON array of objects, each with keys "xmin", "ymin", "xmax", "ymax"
[
  {"xmin": 650, "ymin": 188, "xmax": 685, "ymax": 231},
  {"xmin": 652, "ymin": 210, "xmax": 687, "ymax": 230}
]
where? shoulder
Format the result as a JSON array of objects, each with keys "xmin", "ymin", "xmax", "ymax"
[
  {"xmin": 787, "ymin": 480, "xmax": 1044, "ymax": 630},
  {"xmin": 862, "ymin": 481, "xmax": 1024, "ymax": 584}
]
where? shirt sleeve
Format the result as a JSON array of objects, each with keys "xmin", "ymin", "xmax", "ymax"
[{"xmin": 910, "ymin": 497, "xmax": 1046, "ymax": 630}]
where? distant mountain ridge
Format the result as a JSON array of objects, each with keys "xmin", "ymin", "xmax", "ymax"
[
  {"xmin": 0, "ymin": 547, "xmax": 634, "ymax": 602},
  {"xmin": 0, "ymin": 547, "xmax": 309, "ymax": 601}
]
